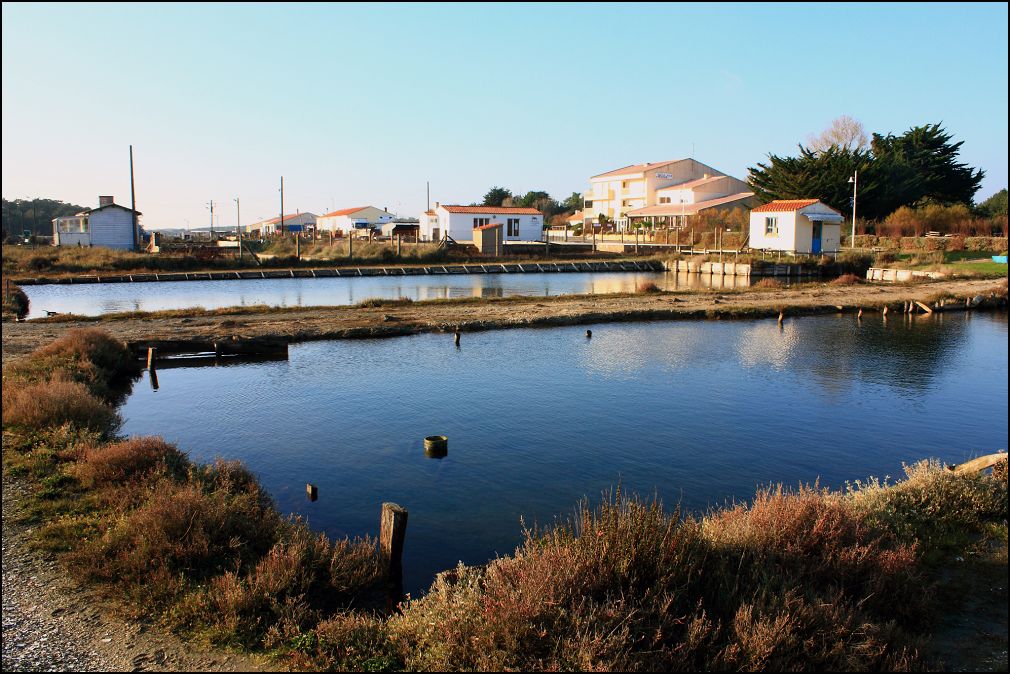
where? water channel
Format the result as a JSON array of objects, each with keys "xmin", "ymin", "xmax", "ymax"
[
  {"xmin": 119, "ymin": 312, "xmax": 1009, "ymax": 594},
  {"xmin": 23, "ymin": 270, "xmax": 767, "ymax": 319}
]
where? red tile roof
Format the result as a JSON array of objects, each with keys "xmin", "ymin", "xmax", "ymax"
[
  {"xmin": 590, "ymin": 160, "xmax": 685, "ymax": 179},
  {"xmin": 441, "ymin": 205, "xmax": 541, "ymax": 215},
  {"xmin": 475, "ymin": 223, "xmax": 503, "ymax": 230},
  {"xmin": 319, "ymin": 206, "xmax": 370, "ymax": 218},
  {"xmin": 751, "ymin": 199, "xmax": 820, "ymax": 213}
]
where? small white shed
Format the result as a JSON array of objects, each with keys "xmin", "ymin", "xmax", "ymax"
[
  {"xmin": 52, "ymin": 196, "xmax": 142, "ymax": 250},
  {"xmin": 749, "ymin": 200, "xmax": 843, "ymax": 255}
]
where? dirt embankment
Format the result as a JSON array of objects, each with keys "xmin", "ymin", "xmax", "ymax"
[{"xmin": 2, "ymin": 278, "xmax": 1005, "ymax": 364}]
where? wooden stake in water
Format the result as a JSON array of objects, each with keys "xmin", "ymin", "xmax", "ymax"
[
  {"xmin": 380, "ymin": 502, "xmax": 408, "ymax": 611},
  {"xmin": 146, "ymin": 347, "xmax": 157, "ymax": 370}
]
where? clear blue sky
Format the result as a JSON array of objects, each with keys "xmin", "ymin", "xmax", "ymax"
[{"xmin": 2, "ymin": 2, "xmax": 1007, "ymax": 229}]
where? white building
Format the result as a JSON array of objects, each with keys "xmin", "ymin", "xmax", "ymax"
[
  {"xmin": 583, "ymin": 159, "xmax": 754, "ymax": 230},
  {"xmin": 52, "ymin": 195, "xmax": 142, "ymax": 249},
  {"xmin": 245, "ymin": 212, "xmax": 317, "ymax": 237},
  {"xmin": 419, "ymin": 203, "xmax": 543, "ymax": 242},
  {"xmin": 316, "ymin": 206, "xmax": 395, "ymax": 237},
  {"xmin": 748, "ymin": 200, "xmax": 843, "ymax": 255}
]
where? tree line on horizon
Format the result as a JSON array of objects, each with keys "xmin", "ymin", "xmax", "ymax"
[{"xmin": 2, "ymin": 198, "xmax": 88, "ymax": 241}]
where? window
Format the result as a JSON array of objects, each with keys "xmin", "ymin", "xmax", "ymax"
[
  {"xmin": 584, "ymin": 200, "xmax": 593, "ymax": 209},
  {"xmin": 765, "ymin": 216, "xmax": 778, "ymax": 235},
  {"xmin": 507, "ymin": 218, "xmax": 520, "ymax": 237},
  {"xmin": 473, "ymin": 217, "xmax": 490, "ymax": 228},
  {"xmin": 659, "ymin": 197, "xmax": 671, "ymax": 204}
]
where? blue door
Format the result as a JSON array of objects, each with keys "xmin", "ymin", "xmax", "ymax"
[{"xmin": 811, "ymin": 222, "xmax": 822, "ymax": 254}]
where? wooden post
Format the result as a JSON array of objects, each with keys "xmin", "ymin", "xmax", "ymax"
[
  {"xmin": 380, "ymin": 502, "xmax": 408, "ymax": 610},
  {"xmin": 454, "ymin": 330, "xmax": 461, "ymax": 346},
  {"xmin": 146, "ymin": 347, "xmax": 157, "ymax": 370},
  {"xmin": 149, "ymin": 368, "xmax": 159, "ymax": 391},
  {"xmin": 306, "ymin": 483, "xmax": 318, "ymax": 501}
]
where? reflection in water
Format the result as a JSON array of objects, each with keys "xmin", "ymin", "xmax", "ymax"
[
  {"xmin": 24, "ymin": 270, "xmax": 800, "ymax": 319},
  {"xmin": 118, "ymin": 313, "xmax": 1008, "ymax": 594}
]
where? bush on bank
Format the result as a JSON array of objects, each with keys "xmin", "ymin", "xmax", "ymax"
[{"xmin": 2, "ymin": 328, "xmax": 1007, "ymax": 671}]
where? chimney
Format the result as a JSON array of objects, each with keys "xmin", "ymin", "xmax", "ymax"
[
  {"xmin": 435, "ymin": 201, "xmax": 440, "ymax": 209},
  {"xmin": 99, "ymin": 195, "xmax": 114, "ymax": 207}
]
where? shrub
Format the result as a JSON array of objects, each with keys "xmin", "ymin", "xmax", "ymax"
[
  {"xmin": 1, "ymin": 377, "xmax": 118, "ymax": 432},
  {"xmin": 7, "ymin": 328, "xmax": 137, "ymax": 401},
  {"xmin": 69, "ymin": 474, "xmax": 282, "ymax": 595},
  {"xmin": 849, "ymin": 460, "xmax": 1007, "ymax": 561},
  {"xmin": 2, "ymin": 281, "xmax": 30, "ymax": 319},
  {"xmin": 74, "ymin": 436, "xmax": 188, "ymax": 487},
  {"xmin": 831, "ymin": 274, "xmax": 862, "ymax": 285},
  {"xmin": 753, "ymin": 278, "xmax": 783, "ymax": 289},
  {"xmin": 636, "ymin": 281, "xmax": 661, "ymax": 293}
]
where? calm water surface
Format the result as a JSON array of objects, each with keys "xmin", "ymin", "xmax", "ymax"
[
  {"xmin": 120, "ymin": 312, "xmax": 1008, "ymax": 594},
  {"xmin": 24, "ymin": 271, "xmax": 763, "ymax": 319}
]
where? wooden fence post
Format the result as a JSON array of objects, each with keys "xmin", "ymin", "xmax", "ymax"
[{"xmin": 380, "ymin": 502, "xmax": 408, "ymax": 610}]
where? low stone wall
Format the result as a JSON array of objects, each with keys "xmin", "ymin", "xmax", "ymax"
[{"xmin": 866, "ymin": 267, "xmax": 946, "ymax": 282}]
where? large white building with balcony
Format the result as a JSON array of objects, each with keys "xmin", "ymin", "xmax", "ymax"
[{"xmin": 581, "ymin": 159, "xmax": 755, "ymax": 230}]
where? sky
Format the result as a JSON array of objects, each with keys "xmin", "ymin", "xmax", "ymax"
[{"xmin": 2, "ymin": 2, "xmax": 1008, "ymax": 230}]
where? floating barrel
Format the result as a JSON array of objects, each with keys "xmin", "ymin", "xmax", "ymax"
[{"xmin": 424, "ymin": 435, "xmax": 448, "ymax": 458}]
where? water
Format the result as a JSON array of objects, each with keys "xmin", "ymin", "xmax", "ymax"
[
  {"xmin": 119, "ymin": 312, "xmax": 1009, "ymax": 595},
  {"xmin": 23, "ymin": 271, "xmax": 764, "ymax": 319}
]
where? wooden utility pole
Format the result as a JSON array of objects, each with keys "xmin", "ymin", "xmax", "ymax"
[
  {"xmin": 208, "ymin": 199, "xmax": 215, "ymax": 240},
  {"xmin": 280, "ymin": 176, "xmax": 285, "ymax": 236},
  {"xmin": 129, "ymin": 145, "xmax": 138, "ymax": 251},
  {"xmin": 235, "ymin": 197, "xmax": 242, "ymax": 261}
]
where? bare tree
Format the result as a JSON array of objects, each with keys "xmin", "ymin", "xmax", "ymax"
[{"xmin": 806, "ymin": 115, "xmax": 869, "ymax": 153}]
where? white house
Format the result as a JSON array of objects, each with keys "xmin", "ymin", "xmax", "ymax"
[
  {"xmin": 316, "ymin": 206, "xmax": 395, "ymax": 237},
  {"xmin": 52, "ymin": 195, "xmax": 142, "ymax": 250},
  {"xmin": 419, "ymin": 203, "xmax": 543, "ymax": 242},
  {"xmin": 748, "ymin": 200, "xmax": 843, "ymax": 255},
  {"xmin": 583, "ymin": 158, "xmax": 754, "ymax": 230}
]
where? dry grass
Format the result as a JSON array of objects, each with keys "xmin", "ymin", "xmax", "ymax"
[
  {"xmin": 1, "ymin": 377, "xmax": 118, "ymax": 431},
  {"xmin": 753, "ymin": 278, "xmax": 784, "ymax": 289},
  {"xmin": 831, "ymin": 273, "xmax": 862, "ymax": 285},
  {"xmin": 636, "ymin": 281, "xmax": 661, "ymax": 293},
  {"xmin": 72, "ymin": 436, "xmax": 187, "ymax": 487}
]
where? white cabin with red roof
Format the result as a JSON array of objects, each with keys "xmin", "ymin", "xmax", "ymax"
[
  {"xmin": 421, "ymin": 203, "xmax": 543, "ymax": 242},
  {"xmin": 316, "ymin": 206, "xmax": 394, "ymax": 237},
  {"xmin": 748, "ymin": 200, "xmax": 844, "ymax": 255}
]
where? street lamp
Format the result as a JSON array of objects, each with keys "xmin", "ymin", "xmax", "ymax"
[{"xmin": 848, "ymin": 170, "xmax": 858, "ymax": 249}]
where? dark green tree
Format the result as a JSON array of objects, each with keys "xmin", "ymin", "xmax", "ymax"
[
  {"xmin": 2, "ymin": 198, "xmax": 88, "ymax": 241},
  {"xmin": 482, "ymin": 187, "xmax": 513, "ymax": 207},
  {"xmin": 871, "ymin": 123, "xmax": 984, "ymax": 206},
  {"xmin": 748, "ymin": 123, "xmax": 984, "ymax": 220},
  {"xmin": 976, "ymin": 188, "xmax": 1008, "ymax": 217},
  {"xmin": 562, "ymin": 191, "xmax": 583, "ymax": 213}
]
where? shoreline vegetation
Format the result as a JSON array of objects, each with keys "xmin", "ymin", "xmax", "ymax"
[{"xmin": 2, "ymin": 328, "xmax": 1007, "ymax": 670}]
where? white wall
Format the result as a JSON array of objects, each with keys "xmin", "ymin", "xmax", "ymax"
[
  {"xmin": 89, "ymin": 207, "xmax": 136, "ymax": 249},
  {"xmin": 749, "ymin": 211, "xmax": 798, "ymax": 252},
  {"xmin": 436, "ymin": 208, "xmax": 543, "ymax": 242}
]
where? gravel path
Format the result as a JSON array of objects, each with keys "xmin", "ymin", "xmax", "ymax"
[{"xmin": 1, "ymin": 473, "xmax": 273, "ymax": 672}]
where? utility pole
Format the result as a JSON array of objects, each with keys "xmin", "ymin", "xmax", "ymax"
[
  {"xmin": 280, "ymin": 176, "xmax": 285, "ymax": 237},
  {"xmin": 849, "ymin": 170, "xmax": 859, "ymax": 249},
  {"xmin": 235, "ymin": 197, "xmax": 242, "ymax": 261},
  {"xmin": 129, "ymin": 145, "xmax": 138, "ymax": 251},
  {"xmin": 207, "ymin": 199, "xmax": 215, "ymax": 240}
]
